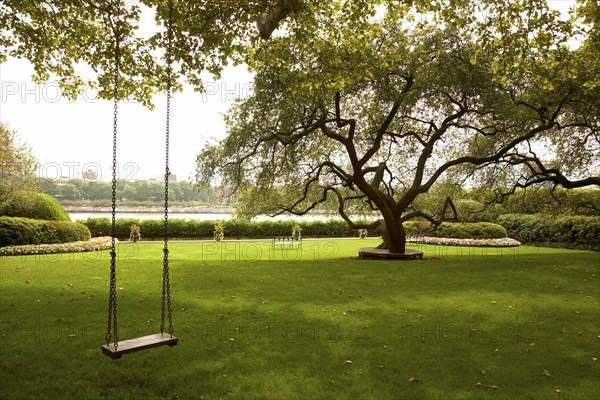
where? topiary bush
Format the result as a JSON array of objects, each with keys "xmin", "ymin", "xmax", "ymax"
[
  {"xmin": 0, "ymin": 216, "xmax": 91, "ymax": 247},
  {"xmin": 0, "ymin": 191, "xmax": 70, "ymax": 221}
]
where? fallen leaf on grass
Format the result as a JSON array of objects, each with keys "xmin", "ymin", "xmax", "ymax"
[
  {"xmin": 543, "ymin": 370, "xmax": 551, "ymax": 377},
  {"xmin": 343, "ymin": 360, "xmax": 353, "ymax": 365},
  {"xmin": 408, "ymin": 377, "xmax": 421, "ymax": 383},
  {"xmin": 577, "ymin": 331, "xmax": 584, "ymax": 336},
  {"xmin": 474, "ymin": 382, "xmax": 482, "ymax": 388},
  {"xmin": 592, "ymin": 357, "xmax": 598, "ymax": 362},
  {"xmin": 555, "ymin": 389, "xmax": 561, "ymax": 395},
  {"xmin": 490, "ymin": 385, "xmax": 498, "ymax": 389}
]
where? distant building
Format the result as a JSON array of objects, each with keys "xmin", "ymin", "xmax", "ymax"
[
  {"xmin": 148, "ymin": 173, "xmax": 177, "ymax": 183},
  {"xmin": 82, "ymin": 169, "xmax": 97, "ymax": 181},
  {"xmin": 56, "ymin": 176, "xmax": 69, "ymax": 185}
]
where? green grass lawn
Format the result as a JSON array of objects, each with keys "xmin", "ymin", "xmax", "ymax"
[{"xmin": 0, "ymin": 239, "xmax": 598, "ymax": 399}]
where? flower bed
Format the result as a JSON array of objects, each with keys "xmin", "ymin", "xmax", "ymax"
[
  {"xmin": 0, "ymin": 236, "xmax": 117, "ymax": 256},
  {"xmin": 0, "ymin": 235, "xmax": 521, "ymax": 256},
  {"xmin": 407, "ymin": 236, "xmax": 521, "ymax": 247}
]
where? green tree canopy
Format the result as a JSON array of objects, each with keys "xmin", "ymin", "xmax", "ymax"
[
  {"xmin": 5, "ymin": 1, "xmax": 595, "ymax": 103},
  {"xmin": 0, "ymin": 123, "xmax": 39, "ymax": 203}
]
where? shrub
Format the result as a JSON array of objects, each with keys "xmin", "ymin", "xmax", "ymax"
[
  {"xmin": 0, "ymin": 191, "xmax": 70, "ymax": 221},
  {"xmin": 404, "ymin": 221, "xmax": 507, "ymax": 239},
  {"xmin": 497, "ymin": 214, "xmax": 600, "ymax": 251},
  {"xmin": 0, "ymin": 216, "xmax": 91, "ymax": 247}
]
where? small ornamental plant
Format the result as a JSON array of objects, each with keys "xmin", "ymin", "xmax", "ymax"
[
  {"xmin": 358, "ymin": 229, "xmax": 368, "ymax": 239},
  {"xmin": 129, "ymin": 224, "xmax": 141, "ymax": 242},
  {"xmin": 214, "ymin": 222, "xmax": 225, "ymax": 241},
  {"xmin": 291, "ymin": 224, "xmax": 302, "ymax": 239}
]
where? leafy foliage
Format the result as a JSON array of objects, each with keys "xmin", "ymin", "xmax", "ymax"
[
  {"xmin": 404, "ymin": 221, "xmax": 507, "ymax": 239},
  {"xmin": 79, "ymin": 216, "xmax": 507, "ymax": 241},
  {"xmin": 38, "ymin": 178, "xmax": 218, "ymax": 204},
  {"xmin": 0, "ymin": 123, "xmax": 38, "ymax": 202},
  {"xmin": 497, "ymin": 214, "xmax": 600, "ymax": 250}
]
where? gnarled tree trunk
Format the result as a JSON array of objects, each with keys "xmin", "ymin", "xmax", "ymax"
[{"xmin": 375, "ymin": 217, "xmax": 407, "ymax": 253}]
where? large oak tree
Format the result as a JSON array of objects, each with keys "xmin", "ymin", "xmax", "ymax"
[{"xmin": 197, "ymin": 3, "xmax": 599, "ymax": 253}]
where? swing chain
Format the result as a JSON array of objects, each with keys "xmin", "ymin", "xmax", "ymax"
[
  {"xmin": 161, "ymin": 0, "xmax": 174, "ymax": 337},
  {"xmin": 106, "ymin": 4, "xmax": 121, "ymax": 349}
]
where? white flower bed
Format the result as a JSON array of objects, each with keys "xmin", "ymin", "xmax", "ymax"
[
  {"xmin": 0, "ymin": 236, "xmax": 117, "ymax": 256},
  {"xmin": 407, "ymin": 236, "xmax": 521, "ymax": 247}
]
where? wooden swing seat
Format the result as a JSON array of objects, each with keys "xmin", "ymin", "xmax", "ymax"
[{"xmin": 101, "ymin": 333, "xmax": 178, "ymax": 359}]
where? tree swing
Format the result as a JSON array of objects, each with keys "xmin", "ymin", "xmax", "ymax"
[{"xmin": 101, "ymin": 0, "xmax": 178, "ymax": 359}]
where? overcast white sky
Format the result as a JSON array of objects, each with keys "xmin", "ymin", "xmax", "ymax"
[
  {"xmin": 0, "ymin": 1, "xmax": 574, "ymax": 183},
  {"xmin": 0, "ymin": 60, "xmax": 253, "ymax": 182}
]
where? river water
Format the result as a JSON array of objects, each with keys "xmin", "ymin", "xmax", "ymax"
[{"xmin": 68, "ymin": 211, "xmax": 339, "ymax": 222}]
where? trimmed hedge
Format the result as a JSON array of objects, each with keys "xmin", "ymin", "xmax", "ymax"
[
  {"xmin": 404, "ymin": 221, "xmax": 507, "ymax": 239},
  {"xmin": 0, "ymin": 216, "xmax": 91, "ymax": 247},
  {"xmin": 81, "ymin": 218, "xmax": 507, "ymax": 241},
  {"xmin": 497, "ymin": 214, "xmax": 600, "ymax": 251},
  {"xmin": 0, "ymin": 191, "xmax": 70, "ymax": 221},
  {"xmin": 82, "ymin": 218, "xmax": 357, "ymax": 240}
]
